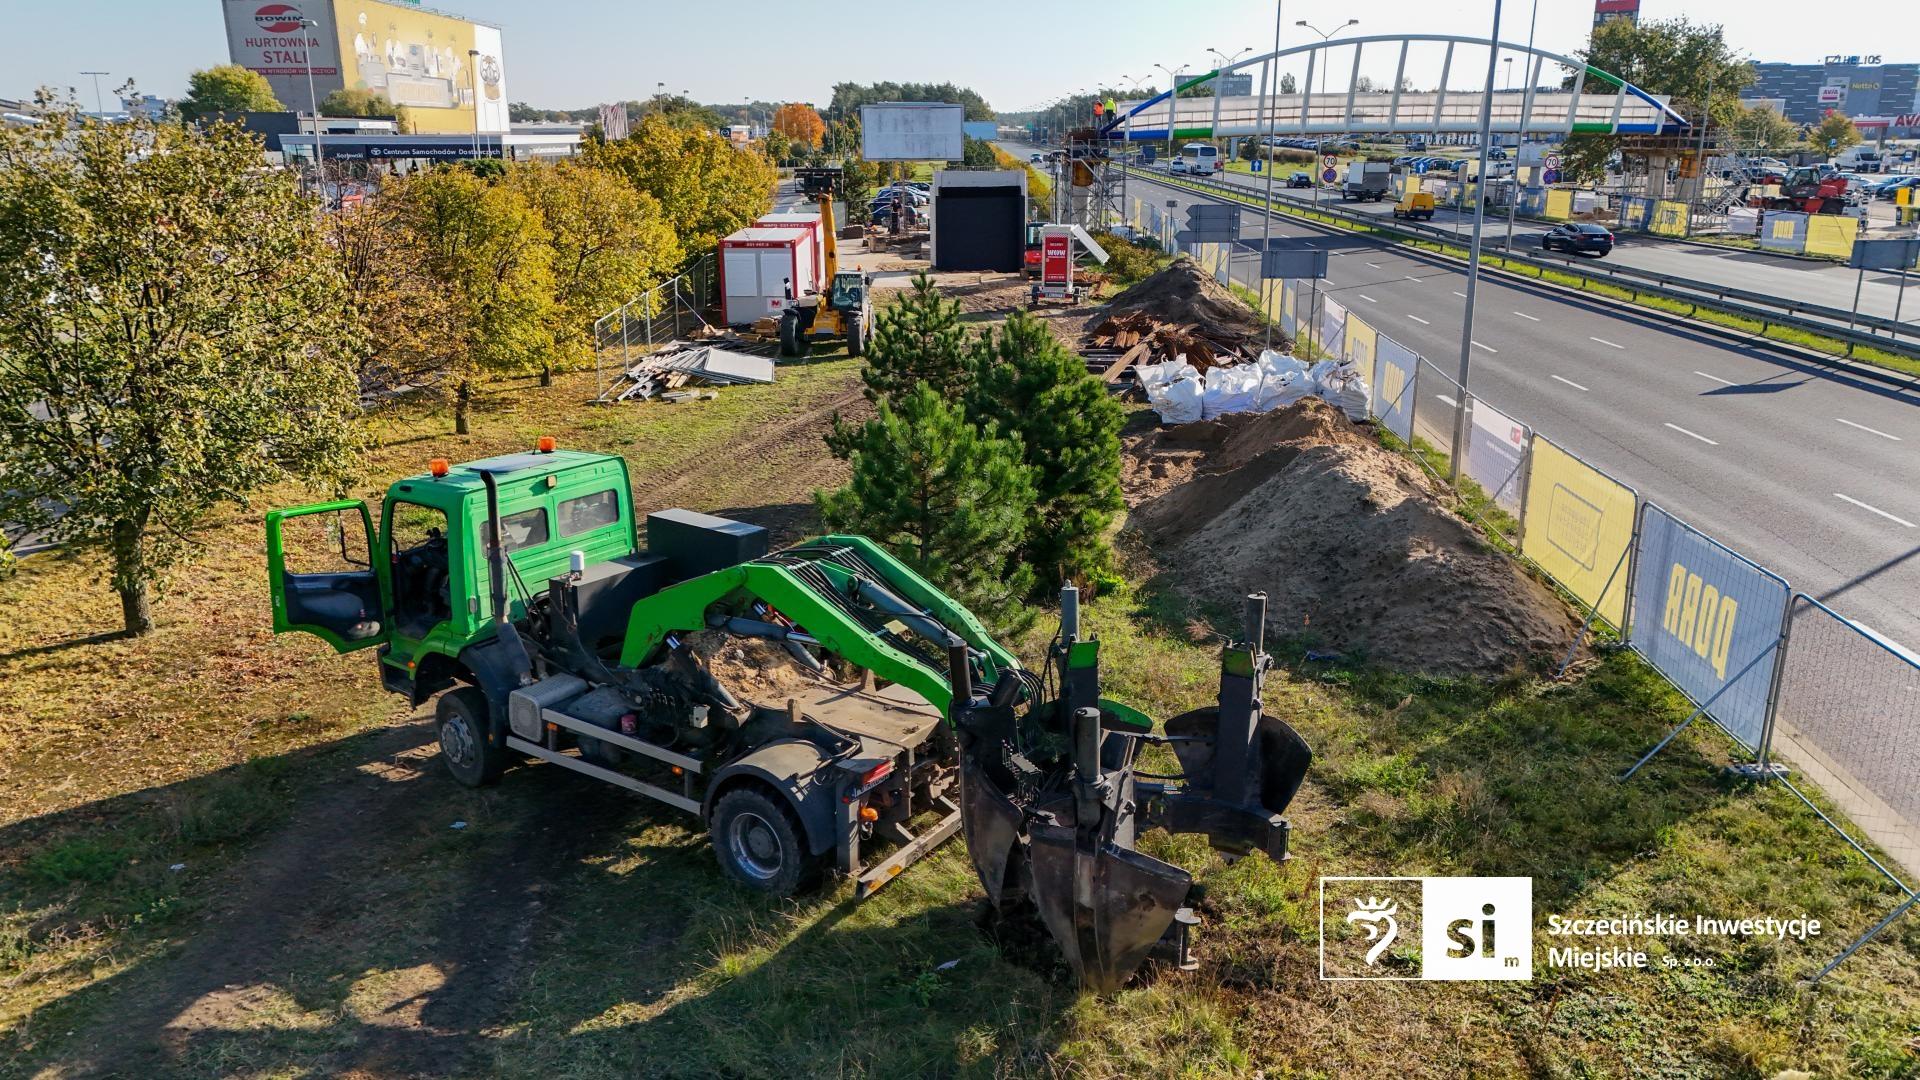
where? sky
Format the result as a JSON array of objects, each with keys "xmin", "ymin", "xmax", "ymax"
[{"xmin": 0, "ymin": 0, "xmax": 1888, "ymax": 113}]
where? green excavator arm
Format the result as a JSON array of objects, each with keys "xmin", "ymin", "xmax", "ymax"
[{"xmin": 615, "ymin": 535, "xmax": 1019, "ymax": 718}]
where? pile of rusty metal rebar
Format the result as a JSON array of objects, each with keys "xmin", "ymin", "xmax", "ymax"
[{"xmin": 1081, "ymin": 310, "xmax": 1261, "ymax": 385}]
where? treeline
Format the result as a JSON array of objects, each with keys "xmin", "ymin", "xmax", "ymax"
[
  {"xmin": 0, "ymin": 101, "xmax": 774, "ymax": 634},
  {"xmin": 825, "ymin": 82, "xmax": 994, "ymax": 122}
]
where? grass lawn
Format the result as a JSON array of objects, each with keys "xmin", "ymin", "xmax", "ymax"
[{"xmin": 2, "ymin": 351, "xmax": 1917, "ymax": 1078}]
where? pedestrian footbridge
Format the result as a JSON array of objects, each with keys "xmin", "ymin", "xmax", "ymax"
[{"xmin": 1099, "ymin": 35, "xmax": 1688, "ymax": 141}]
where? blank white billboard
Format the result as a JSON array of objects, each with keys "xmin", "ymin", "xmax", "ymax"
[{"xmin": 861, "ymin": 103, "xmax": 965, "ymax": 162}]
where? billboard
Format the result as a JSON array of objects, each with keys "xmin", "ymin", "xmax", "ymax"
[
  {"xmin": 222, "ymin": 0, "xmax": 508, "ymax": 134},
  {"xmin": 861, "ymin": 103, "xmax": 965, "ymax": 162},
  {"xmin": 1592, "ymin": 0, "xmax": 1639, "ymax": 27}
]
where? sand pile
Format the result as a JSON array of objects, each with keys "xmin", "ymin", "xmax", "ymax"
[
  {"xmin": 1090, "ymin": 258, "xmax": 1264, "ymax": 338},
  {"xmin": 1126, "ymin": 400, "xmax": 1579, "ymax": 676}
]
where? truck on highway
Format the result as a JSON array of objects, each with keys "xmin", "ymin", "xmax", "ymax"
[{"xmin": 1341, "ymin": 161, "xmax": 1391, "ymax": 201}]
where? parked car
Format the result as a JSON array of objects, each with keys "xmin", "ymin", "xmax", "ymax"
[
  {"xmin": 1874, "ymin": 175, "xmax": 1920, "ymax": 200},
  {"xmin": 1287, "ymin": 170, "xmax": 1313, "ymax": 188},
  {"xmin": 1542, "ymin": 222, "xmax": 1614, "ymax": 256}
]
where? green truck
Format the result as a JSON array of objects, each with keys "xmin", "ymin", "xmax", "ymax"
[{"xmin": 266, "ymin": 443, "xmax": 1310, "ymax": 990}]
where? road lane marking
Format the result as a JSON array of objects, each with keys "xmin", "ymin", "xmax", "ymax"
[
  {"xmin": 1453, "ymin": 291, "xmax": 1468, "ymax": 299},
  {"xmin": 1472, "ymin": 340, "xmax": 1497, "ymax": 352},
  {"xmin": 1407, "ymin": 314, "xmax": 1431, "ymax": 324},
  {"xmin": 1835, "ymin": 494, "xmax": 1916, "ymax": 528},
  {"xmin": 1358, "ymin": 294, "xmax": 1378, "ymax": 303},
  {"xmin": 1550, "ymin": 374, "xmax": 1589, "ymax": 391},
  {"xmin": 1367, "ymin": 261, "xmax": 1384, "ymax": 268},
  {"xmin": 1836, "ymin": 418, "xmax": 1902, "ymax": 441},
  {"xmin": 1323, "ymin": 278, "xmax": 1337, "ymax": 286},
  {"xmin": 1694, "ymin": 370, "xmax": 1736, "ymax": 386},
  {"xmin": 1513, "ymin": 311, "xmax": 1540, "ymax": 321},
  {"xmin": 1436, "ymin": 394, "xmax": 1459, "ymax": 407},
  {"xmin": 1405, "ymin": 276, "xmax": 1423, "ymax": 283},
  {"xmin": 1664, "ymin": 423, "xmax": 1718, "ymax": 446},
  {"xmin": 1591, "ymin": 337, "xmax": 1624, "ymax": 349}
]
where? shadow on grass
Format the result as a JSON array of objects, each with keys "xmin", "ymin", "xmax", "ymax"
[
  {"xmin": 0, "ymin": 630, "xmax": 130, "ymax": 663},
  {"xmin": 2, "ymin": 715, "xmax": 1076, "ymax": 1079}
]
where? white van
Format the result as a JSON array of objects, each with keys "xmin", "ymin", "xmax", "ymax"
[
  {"xmin": 1834, "ymin": 144, "xmax": 1888, "ymax": 173},
  {"xmin": 1171, "ymin": 143, "xmax": 1220, "ymax": 176}
]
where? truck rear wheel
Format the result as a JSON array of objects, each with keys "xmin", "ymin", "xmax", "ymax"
[
  {"xmin": 437, "ymin": 686, "xmax": 505, "ymax": 788},
  {"xmin": 711, "ymin": 787, "xmax": 812, "ymax": 896}
]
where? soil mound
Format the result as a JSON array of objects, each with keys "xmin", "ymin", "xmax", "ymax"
[
  {"xmin": 1090, "ymin": 257, "xmax": 1263, "ymax": 337},
  {"xmin": 1126, "ymin": 400, "xmax": 1579, "ymax": 677}
]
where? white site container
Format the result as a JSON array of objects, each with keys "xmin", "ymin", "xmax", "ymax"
[
  {"xmin": 718, "ymin": 227, "xmax": 817, "ymax": 327},
  {"xmin": 753, "ymin": 212, "xmax": 826, "ymax": 284}
]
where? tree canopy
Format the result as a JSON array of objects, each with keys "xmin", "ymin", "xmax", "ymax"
[
  {"xmin": 584, "ymin": 114, "xmax": 776, "ymax": 252},
  {"xmin": 1560, "ymin": 18, "xmax": 1753, "ymax": 182},
  {"xmin": 179, "ymin": 64, "xmax": 282, "ymax": 120},
  {"xmin": 0, "ymin": 104, "xmax": 358, "ymax": 634},
  {"xmin": 772, "ymin": 103, "xmax": 825, "ymax": 147},
  {"xmin": 826, "ymin": 82, "xmax": 993, "ymax": 122},
  {"xmin": 1808, "ymin": 113, "xmax": 1863, "ymax": 153}
]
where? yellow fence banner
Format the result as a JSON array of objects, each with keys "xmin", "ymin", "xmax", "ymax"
[
  {"xmin": 1263, "ymin": 279, "xmax": 1286, "ymax": 324},
  {"xmin": 1345, "ymin": 315, "xmax": 1378, "ymax": 377},
  {"xmin": 1804, "ymin": 215, "xmax": 1857, "ymax": 261},
  {"xmin": 1900, "ymin": 186, "xmax": 1915, "ymax": 207},
  {"xmin": 1521, "ymin": 437, "xmax": 1638, "ymax": 628},
  {"xmin": 1544, "ymin": 189, "xmax": 1573, "ymax": 220},
  {"xmin": 1649, "ymin": 200, "xmax": 1689, "ymax": 237}
]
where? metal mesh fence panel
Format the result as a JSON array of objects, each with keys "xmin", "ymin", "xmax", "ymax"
[
  {"xmin": 1319, "ymin": 297, "xmax": 1348, "ymax": 359},
  {"xmin": 1464, "ymin": 396, "xmax": 1529, "ymax": 517},
  {"xmin": 1774, "ymin": 596, "xmax": 1920, "ymax": 878},
  {"xmin": 1519, "ymin": 435, "xmax": 1637, "ymax": 629},
  {"xmin": 1412, "ymin": 357, "xmax": 1461, "ymax": 457},
  {"xmin": 1372, "ymin": 334, "xmax": 1417, "ymax": 443},
  {"xmin": 1295, "ymin": 282, "xmax": 1318, "ymax": 351},
  {"xmin": 1627, "ymin": 503, "xmax": 1791, "ymax": 752}
]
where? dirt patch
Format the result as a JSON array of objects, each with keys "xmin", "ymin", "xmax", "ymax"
[
  {"xmin": 1126, "ymin": 401, "xmax": 1579, "ymax": 677},
  {"xmin": 1088, "ymin": 258, "xmax": 1263, "ymax": 338}
]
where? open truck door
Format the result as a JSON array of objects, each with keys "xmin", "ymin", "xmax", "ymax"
[{"xmin": 266, "ymin": 500, "xmax": 387, "ymax": 653}]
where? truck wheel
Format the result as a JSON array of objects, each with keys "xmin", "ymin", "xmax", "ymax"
[
  {"xmin": 778, "ymin": 310, "xmax": 804, "ymax": 357},
  {"xmin": 711, "ymin": 787, "xmax": 811, "ymax": 896},
  {"xmin": 436, "ymin": 686, "xmax": 505, "ymax": 788},
  {"xmin": 845, "ymin": 313, "xmax": 866, "ymax": 357}
]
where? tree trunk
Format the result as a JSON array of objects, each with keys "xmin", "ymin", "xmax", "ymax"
[
  {"xmin": 539, "ymin": 362, "xmax": 553, "ymax": 388},
  {"xmin": 455, "ymin": 379, "xmax": 471, "ymax": 435},
  {"xmin": 111, "ymin": 518, "xmax": 153, "ymax": 637}
]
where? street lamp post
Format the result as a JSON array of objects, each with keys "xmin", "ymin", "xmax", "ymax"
[
  {"xmin": 1296, "ymin": 18, "xmax": 1359, "ymax": 207},
  {"xmin": 1504, "ymin": 0, "xmax": 1542, "ymax": 253},
  {"xmin": 1448, "ymin": 0, "xmax": 1506, "ymax": 484},
  {"xmin": 468, "ymin": 48, "xmax": 482, "ymax": 159},
  {"xmin": 1154, "ymin": 63, "xmax": 1189, "ymax": 159},
  {"xmin": 298, "ymin": 20, "xmax": 324, "ymax": 191},
  {"xmin": 79, "ymin": 71, "xmax": 109, "ymax": 116},
  {"xmin": 1258, "ymin": 6, "xmax": 1285, "ymax": 350}
]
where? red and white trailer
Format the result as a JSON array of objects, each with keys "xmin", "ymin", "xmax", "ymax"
[
  {"xmin": 753, "ymin": 212, "xmax": 826, "ymax": 285},
  {"xmin": 719, "ymin": 227, "xmax": 819, "ymax": 327}
]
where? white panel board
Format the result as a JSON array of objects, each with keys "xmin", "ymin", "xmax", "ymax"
[{"xmin": 861, "ymin": 103, "xmax": 965, "ymax": 162}]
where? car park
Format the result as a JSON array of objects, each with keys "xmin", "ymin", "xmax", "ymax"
[{"xmin": 1542, "ymin": 222, "xmax": 1613, "ymax": 256}]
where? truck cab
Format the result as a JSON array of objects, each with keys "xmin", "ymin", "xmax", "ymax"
[{"xmin": 267, "ymin": 445, "xmax": 642, "ymax": 704}]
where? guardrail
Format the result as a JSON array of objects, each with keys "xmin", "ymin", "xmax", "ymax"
[{"xmin": 1130, "ymin": 167, "xmax": 1920, "ymax": 365}]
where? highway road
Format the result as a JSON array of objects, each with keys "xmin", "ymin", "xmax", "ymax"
[
  {"xmin": 1121, "ymin": 168, "xmax": 1920, "ymax": 653},
  {"xmin": 1174, "ymin": 162, "xmax": 1920, "ymax": 329}
]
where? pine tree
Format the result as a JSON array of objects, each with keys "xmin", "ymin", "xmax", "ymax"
[
  {"xmin": 966, "ymin": 311, "xmax": 1125, "ymax": 589},
  {"xmin": 816, "ymin": 385, "xmax": 1036, "ymax": 632},
  {"xmin": 860, "ymin": 272, "xmax": 974, "ymax": 407}
]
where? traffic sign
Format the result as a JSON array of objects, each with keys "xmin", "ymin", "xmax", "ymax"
[
  {"xmin": 1322, "ymin": 167, "xmax": 1338, "ymax": 183},
  {"xmin": 1545, "ymin": 154, "xmax": 1561, "ymax": 170},
  {"xmin": 1322, "ymin": 154, "xmax": 1338, "ymax": 168}
]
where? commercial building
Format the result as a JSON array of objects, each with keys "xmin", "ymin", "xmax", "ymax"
[
  {"xmin": 1743, "ymin": 56, "xmax": 1920, "ymax": 138},
  {"xmin": 221, "ymin": 0, "xmax": 509, "ymax": 135}
]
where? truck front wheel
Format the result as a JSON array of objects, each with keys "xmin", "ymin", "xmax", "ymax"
[
  {"xmin": 845, "ymin": 313, "xmax": 866, "ymax": 357},
  {"xmin": 437, "ymin": 686, "xmax": 505, "ymax": 788},
  {"xmin": 711, "ymin": 787, "xmax": 812, "ymax": 895}
]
